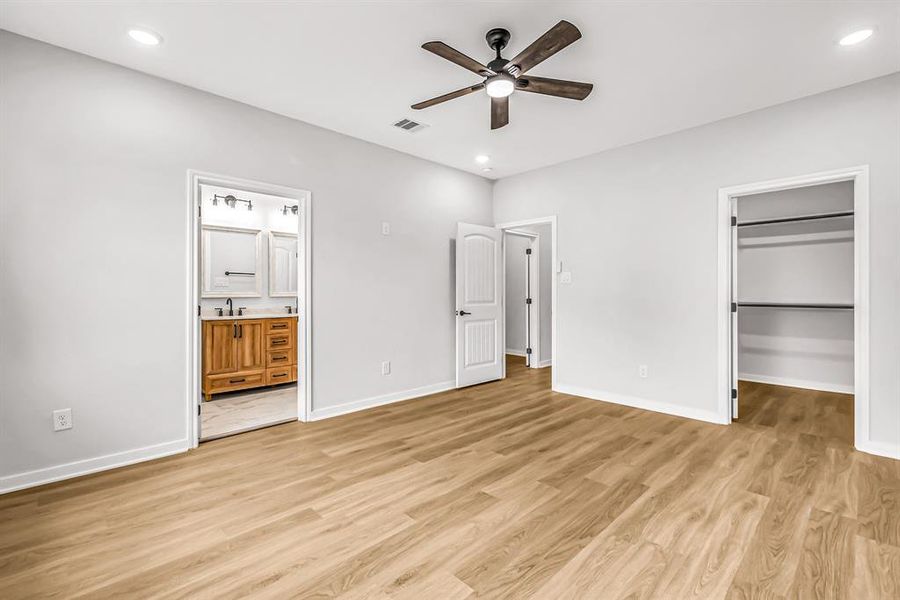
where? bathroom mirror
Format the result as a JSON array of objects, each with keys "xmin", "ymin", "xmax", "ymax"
[
  {"xmin": 201, "ymin": 225, "xmax": 262, "ymax": 298},
  {"xmin": 269, "ymin": 231, "xmax": 298, "ymax": 297}
]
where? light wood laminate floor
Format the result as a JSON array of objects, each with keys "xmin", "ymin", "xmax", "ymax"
[
  {"xmin": 201, "ymin": 384, "xmax": 298, "ymax": 441},
  {"xmin": 1, "ymin": 357, "xmax": 898, "ymax": 599}
]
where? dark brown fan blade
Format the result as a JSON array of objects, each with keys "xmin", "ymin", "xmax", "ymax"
[
  {"xmin": 515, "ymin": 76, "xmax": 593, "ymax": 100},
  {"xmin": 412, "ymin": 83, "xmax": 485, "ymax": 110},
  {"xmin": 505, "ymin": 20, "xmax": 582, "ymax": 76},
  {"xmin": 422, "ymin": 41, "xmax": 494, "ymax": 76},
  {"xmin": 491, "ymin": 96, "xmax": 509, "ymax": 130}
]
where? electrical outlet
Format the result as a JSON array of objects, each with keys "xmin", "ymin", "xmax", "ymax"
[
  {"xmin": 381, "ymin": 222, "xmax": 391, "ymax": 236},
  {"xmin": 639, "ymin": 365, "xmax": 649, "ymax": 379},
  {"xmin": 53, "ymin": 408, "xmax": 72, "ymax": 431},
  {"xmin": 381, "ymin": 361, "xmax": 391, "ymax": 375}
]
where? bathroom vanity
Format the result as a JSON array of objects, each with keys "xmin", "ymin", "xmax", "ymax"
[{"xmin": 201, "ymin": 314, "xmax": 298, "ymax": 401}]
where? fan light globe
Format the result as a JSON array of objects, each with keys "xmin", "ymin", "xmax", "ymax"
[{"xmin": 486, "ymin": 75, "xmax": 515, "ymax": 98}]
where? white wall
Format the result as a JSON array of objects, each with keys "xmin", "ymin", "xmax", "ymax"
[
  {"xmin": 737, "ymin": 182, "xmax": 854, "ymax": 393},
  {"xmin": 199, "ymin": 184, "xmax": 299, "ymax": 311},
  {"xmin": 493, "ymin": 73, "xmax": 900, "ymax": 456},
  {"xmin": 0, "ymin": 32, "xmax": 492, "ymax": 490}
]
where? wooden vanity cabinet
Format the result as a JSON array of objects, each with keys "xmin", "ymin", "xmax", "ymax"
[{"xmin": 202, "ymin": 317, "xmax": 297, "ymax": 401}]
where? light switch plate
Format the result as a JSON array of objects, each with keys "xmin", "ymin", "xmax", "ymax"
[
  {"xmin": 559, "ymin": 271, "xmax": 572, "ymax": 284},
  {"xmin": 381, "ymin": 222, "xmax": 391, "ymax": 236}
]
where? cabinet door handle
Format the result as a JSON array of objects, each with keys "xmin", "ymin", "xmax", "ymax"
[
  {"xmin": 233, "ymin": 323, "xmax": 237, "ymax": 338},
  {"xmin": 229, "ymin": 378, "xmax": 246, "ymax": 384},
  {"xmin": 272, "ymin": 339, "xmax": 287, "ymax": 345},
  {"xmin": 239, "ymin": 324, "xmax": 243, "ymax": 338},
  {"xmin": 272, "ymin": 324, "xmax": 287, "ymax": 329},
  {"xmin": 272, "ymin": 356, "xmax": 287, "ymax": 361},
  {"xmin": 273, "ymin": 373, "xmax": 287, "ymax": 378}
]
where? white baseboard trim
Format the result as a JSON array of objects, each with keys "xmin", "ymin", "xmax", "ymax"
[
  {"xmin": 310, "ymin": 380, "xmax": 456, "ymax": 421},
  {"xmin": 554, "ymin": 383, "xmax": 727, "ymax": 425},
  {"xmin": 739, "ymin": 373, "xmax": 854, "ymax": 395},
  {"xmin": 856, "ymin": 439, "xmax": 900, "ymax": 460},
  {"xmin": 536, "ymin": 359, "xmax": 552, "ymax": 368},
  {"xmin": 505, "ymin": 349, "xmax": 526, "ymax": 357},
  {"xmin": 0, "ymin": 438, "xmax": 190, "ymax": 495}
]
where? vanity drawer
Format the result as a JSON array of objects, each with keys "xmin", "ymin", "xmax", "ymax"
[
  {"xmin": 205, "ymin": 370, "xmax": 265, "ymax": 394},
  {"xmin": 266, "ymin": 318, "xmax": 293, "ymax": 333},
  {"xmin": 267, "ymin": 349, "xmax": 294, "ymax": 367},
  {"xmin": 266, "ymin": 366, "xmax": 294, "ymax": 385},
  {"xmin": 266, "ymin": 333, "xmax": 293, "ymax": 351}
]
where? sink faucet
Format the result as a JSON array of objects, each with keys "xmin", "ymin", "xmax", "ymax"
[{"xmin": 226, "ymin": 298, "xmax": 233, "ymax": 316}]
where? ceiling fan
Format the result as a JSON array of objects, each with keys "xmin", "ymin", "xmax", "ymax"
[{"xmin": 411, "ymin": 20, "xmax": 593, "ymax": 130}]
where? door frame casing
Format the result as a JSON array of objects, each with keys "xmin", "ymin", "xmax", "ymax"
[
  {"xmin": 187, "ymin": 170, "xmax": 312, "ymax": 448},
  {"xmin": 503, "ymin": 229, "xmax": 541, "ymax": 369},
  {"xmin": 496, "ymin": 216, "xmax": 558, "ymax": 388},
  {"xmin": 716, "ymin": 166, "xmax": 871, "ymax": 450}
]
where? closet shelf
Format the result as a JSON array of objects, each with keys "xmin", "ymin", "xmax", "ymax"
[
  {"xmin": 736, "ymin": 211, "xmax": 854, "ymax": 228},
  {"xmin": 736, "ymin": 302, "xmax": 854, "ymax": 310}
]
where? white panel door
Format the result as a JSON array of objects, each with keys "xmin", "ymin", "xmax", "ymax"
[{"xmin": 456, "ymin": 223, "xmax": 504, "ymax": 388}]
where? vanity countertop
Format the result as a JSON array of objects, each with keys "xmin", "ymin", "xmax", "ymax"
[{"xmin": 201, "ymin": 313, "xmax": 298, "ymax": 321}]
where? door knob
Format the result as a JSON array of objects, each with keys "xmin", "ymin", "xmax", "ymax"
[{"xmin": 457, "ymin": 310, "xmax": 471, "ymax": 316}]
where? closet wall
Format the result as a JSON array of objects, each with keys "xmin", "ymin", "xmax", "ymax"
[{"xmin": 737, "ymin": 181, "xmax": 854, "ymax": 393}]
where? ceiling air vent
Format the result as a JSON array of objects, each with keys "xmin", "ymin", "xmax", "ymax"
[{"xmin": 392, "ymin": 118, "xmax": 428, "ymax": 133}]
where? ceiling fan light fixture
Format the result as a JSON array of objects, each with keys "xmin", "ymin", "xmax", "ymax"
[{"xmin": 485, "ymin": 73, "xmax": 515, "ymax": 98}]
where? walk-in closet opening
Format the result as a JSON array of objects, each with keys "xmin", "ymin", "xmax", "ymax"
[
  {"xmin": 500, "ymin": 219, "xmax": 555, "ymax": 384},
  {"xmin": 730, "ymin": 178, "xmax": 859, "ymax": 447}
]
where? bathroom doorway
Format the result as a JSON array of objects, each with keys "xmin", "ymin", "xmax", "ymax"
[{"xmin": 188, "ymin": 171, "xmax": 311, "ymax": 444}]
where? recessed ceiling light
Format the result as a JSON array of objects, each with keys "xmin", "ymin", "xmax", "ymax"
[
  {"xmin": 475, "ymin": 155, "xmax": 490, "ymax": 164},
  {"xmin": 128, "ymin": 28, "xmax": 162, "ymax": 46},
  {"xmin": 482, "ymin": 167, "xmax": 493, "ymax": 173},
  {"xmin": 839, "ymin": 28, "xmax": 873, "ymax": 46}
]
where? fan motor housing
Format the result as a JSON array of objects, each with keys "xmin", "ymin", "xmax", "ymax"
[{"xmin": 485, "ymin": 28, "xmax": 510, "ymax": 53}]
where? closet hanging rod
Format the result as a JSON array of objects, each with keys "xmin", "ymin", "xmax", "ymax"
[
  {"xmin": 736, "ymin": 210, "xmax": 854, "ymax": 228},
  {"xmin": 737, "ymin": 302, "xmax": 854, "ymax": 310}
]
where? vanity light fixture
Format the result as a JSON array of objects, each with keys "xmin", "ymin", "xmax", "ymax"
[
  {"xmin": 212, "ymin": 194, "xmax": 252, "ymax": 211},
  {"xmin": 282, "ymin": 204, "xmax": 299, "ymax": 215}
]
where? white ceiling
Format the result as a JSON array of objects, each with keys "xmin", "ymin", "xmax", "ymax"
[{"xmin": 2, "ymin": 1, "xmax": 898, "ymax": 179}]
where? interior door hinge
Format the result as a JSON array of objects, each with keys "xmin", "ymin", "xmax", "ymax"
[
  {"xmin": 198, "ymin": 404, "xmax": 201, "ymax": 416},
  {"xmin": 731, "ymin": 216, "xmax": 737, "ymax": 226},
  {"xmin": 525, "ymin": 248, "xmax": 532, "ymax": 255},
  {"xmin": 525, "ymin": 298, "xmax": 532, "ymax": 305},
  {"xmin": 526, "ymin": 348, "xmax": 532, "ymax": 355},
  {"xmin": 731, "ymin": 388, "xmax": 737, "ymax": 399},
  {"xmin": 731, "ymin": 302, "xmax": 737, "ymax": 313},
  {"xmin": 198, "ymin": 204, "xmax": 202, "ymax": 217},
  {"xmin": 197, "ymin": 305, "xmax": 201, "ymax": 316}
]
